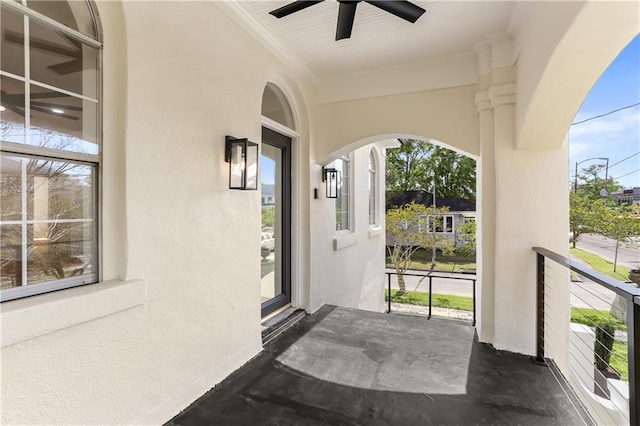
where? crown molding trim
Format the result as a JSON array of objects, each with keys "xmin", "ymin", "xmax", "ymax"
[{"xmin": 215, "ymin": 2, "xmax": 320, "ymax": 86}]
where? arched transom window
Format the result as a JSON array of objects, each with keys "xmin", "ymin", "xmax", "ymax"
[{"xmin": 261, "ymin": 82, "xmax": 295, "ymax": 130}]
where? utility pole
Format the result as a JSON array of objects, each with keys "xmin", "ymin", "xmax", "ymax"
[{"xmin": 431, "ymin": 171, "xmax": 436, "ymax": 269}]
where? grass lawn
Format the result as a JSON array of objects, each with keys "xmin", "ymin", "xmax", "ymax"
[
  {"xmin": 611, "ymin": 340, "xmax": 628, "ymax": 382},
  {"xmin": 387, "ymin": 289, "xmax": 474, "ymax": 311},
  {"xmin": 389, "ymin": 259, "xmax": 477, "ymax": 272},
  {"xmin": 570, "ymin": 248, "xmax": 630, "ymax": 282},
  {"xmin": 570, "ymin": 307, "xmax": 626, "ymax": 331}
]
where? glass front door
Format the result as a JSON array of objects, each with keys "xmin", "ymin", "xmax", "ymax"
[{"xmin": 260, "ymin": 127, "xmax": 291, "ymax": 317}]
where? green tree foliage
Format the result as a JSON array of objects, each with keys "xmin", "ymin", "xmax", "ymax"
[
  {"xmin": 456, "ymin": 219, "xmax": 476, "ymax": 256},
  {"xmin": 601, "ymin": 204, "xmax": 640, "ymax": 271},
  {"xmin": 261, "ymin": 205, "xmax": 275, "ymax": 230},
  {"xmin": 575, "ymin": 164, "xmax": 623, "ymax": 199},
  {"xmin": 386, "ymin": 203, "xmax": 454, "ymax": 294},
  {"xmin": 569, "ymin": 192, "xmax": 610, "ymax": 247},
  {"xmin": 386, "ymin": 139, "xmax": 476, "ymax": 200}
]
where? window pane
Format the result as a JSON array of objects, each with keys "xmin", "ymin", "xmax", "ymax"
[
  {"xmin": 29, "ymin": 20, "xmax": 98, "ymax": 99},
  {"xmin": 0, "ymin": 75, "xmax": 27, "ymax": 144},
  {"xmin": 1, "ymin": 224, "xmax": 22, "ymax": 290},
  {"xmin": 1, "ymin": 4, "xmax": 26, "ymax": 77},
  {"xmin": 335, "ymin": 158, "xmax": 349, "ymax": 231},
  {"xmin": 26, "ymin": 0, "xmax": 97, "ymax": 39},
  {"xmin": 0, "ymin": 154, "xmax": 23, "ymax": 221},
  {"xmin": 26, "ymin": 158, "xmax": 94, "ymax": 220},
  {"xmin": 29, "ymin": 85, "xmax": 98, "ymax": 154},
  {"xmin": 262, "ymin": 83, "xmax": 294, "ymax": 129},
  {"xmin": 26, "ymin": 221, "xmax": 95, "ymax": 285}
]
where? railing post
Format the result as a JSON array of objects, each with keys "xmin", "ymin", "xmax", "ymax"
[
  {"xmin": 387, "ymin": 273, "xmax": 391, "ymax": 314},
  {"xmin": 428, "ymin": 276, "xmax": 432, "ymax": 320},
  {"xmin": 628, "ymin": 296, "xmax": 639, "ymax": 426},
  {"xmin": 536, "ymin": 253, "xmax": 545, "ymax": 363},
  {"xmin": 472, "ymin": 279, "xmax": 476, "ymax": 327}
]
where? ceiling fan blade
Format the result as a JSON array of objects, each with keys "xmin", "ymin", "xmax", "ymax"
[
  {"xmin": 30, "ymin": 92, "xmax": 65, "ymax": 100},
  {"xmin": 31, "ymin": 101, "xmax": 82, "ymax": 112},
  {"xmin": 336, "ymin": 1, "xmax": 358, "ymax": 40},
  {"xmin": 269, "ymin": 1, "xmax": 324, "ymax": 18},
  {"xmin": 7, "ymin": 105, "xmax": 26, "ymax": 118},
  {"xmin": 48, "ymin": 59, "xmax": 83, "ymax": 75},
  {"xmin": 30, "ymin": 104, "xmax": 79, "ymax": 120},
  {"xmin": 366, "ymin": 0, "xmax": 425, "ymax": 23},
  {"xmin": 4, "ymin": 30, "xmax": 80, "ymax": 58}
]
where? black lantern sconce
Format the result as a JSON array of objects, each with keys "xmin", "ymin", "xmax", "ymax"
[
  {"xmin": 225, "ymin": 136, "xmax": 258, "ymax": 190},
  {"xmin": 322, "ymin": 166, "xmax": 339, "ymax": 198}
]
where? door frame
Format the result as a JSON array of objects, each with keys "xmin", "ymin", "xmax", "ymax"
[{"xmin": 261, "ymin": 126, "xmax": 292, "ymax": 318}]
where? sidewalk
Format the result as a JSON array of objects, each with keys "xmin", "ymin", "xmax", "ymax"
[{"xmin": 389, "ymin": 302, "xmax": 473, "ymax": 321}]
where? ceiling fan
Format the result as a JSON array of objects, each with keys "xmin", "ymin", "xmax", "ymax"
[
  {"xmin": 1, "ymin": 90, "xmax": 80, "ymax": 121},
  {"xmin": 269, "ymin": 0, "xmax": 426, "ymax": 41}
]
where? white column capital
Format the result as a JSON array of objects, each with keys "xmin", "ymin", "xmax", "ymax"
[
  {"xmin": 489, "ymin": 83, "xmax": 516, "ymax": 108},
  {"xmin": 475, "ymin": 90, "xmax": 492, "ymax": 112}
]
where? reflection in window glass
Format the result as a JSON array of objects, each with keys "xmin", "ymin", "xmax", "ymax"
[
  {"xmin": 335, "ymin": 157, "xmax": 350, "ymax": 231},
  {"xmin": 0, "ymin": 155, "xmax": 23, "ymax": 221},
  {"xmin": 29, "ymin": 85, "xmax": 98, "ymax": 154},
  {"xmin": 26, "ymin": 158, "xmax": 94, "ymax": 220},
  {"xmin": 29, "ymin": 20, "xmax": 98, "ymax": 99},
  {"xmin": 0, "ymin": 75, "xmax": 27, "ymax": 144},
  {"xmin": 26, "ymin": 221, "xmax": 95, "ymax": 285},
  {"xmin": 1, "ymin": 0, "xmax": 100, "ymax": 302},
  {"xmin": 0, "ymin": 225, "xmax": 22, "ymax": 290},
  {"xmin": 1, "ymin": 4, "xmax": 25, "ymax": 77},
  {"xmin": 0, "ymin": 153, "xmax": 97, "ymax": 289},
  {"xmin": 26, "ymin": 0, "xmax": 97, "ymax": 39}
]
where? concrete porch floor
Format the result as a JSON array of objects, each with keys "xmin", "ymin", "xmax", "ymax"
[{"xmin": 168, "ymin": 305, "xmax": 590, "ymax": 425}]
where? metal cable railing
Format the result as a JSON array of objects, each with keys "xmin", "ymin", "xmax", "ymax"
[
  {"xmin": 384, "ymin": 271, "xmax": 476, "ymax": 326},
  {"xmin": 534, "ymin": 247, "xmax": 640, "ymax": 426}
]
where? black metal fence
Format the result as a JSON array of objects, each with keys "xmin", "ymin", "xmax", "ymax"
[
  {"xmin": 384, "ymin": 271, "xmax": 476, "ymax": 326},
  {"xmin": 534, "ymin": 246, "xmax": 639, "ymax": 426}
]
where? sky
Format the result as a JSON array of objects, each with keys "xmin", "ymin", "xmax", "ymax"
[{"xmin": 569, "ymin": 34, "xmax": 640, "ymax": 190}]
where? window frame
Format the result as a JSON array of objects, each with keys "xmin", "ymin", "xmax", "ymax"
[
  {"xmin": 1, "ymin": 0, "xmax": 102, "ymax": 303},
  {"xmin": 334, "ymin": 155, "xmax": 351, "ymax": 232},
  {"xmin": 368, "ymin": 149, "xmax": 377, "ymax": 226}
]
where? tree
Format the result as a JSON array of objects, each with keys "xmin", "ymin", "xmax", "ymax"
[
  {"xmin": 386, "ymin": 139, "xmax": 476, "ymax": 201},
  {"xmin": 576, "ymin": 164, "xmax": 622, "ymax": 199},
  {"xmin": 386, "ymin": 203, "xmax": 454, "ymax": 294},
  {"xmin": 601, "ymin": 204, "xmax": 640, "ymax": 271},
  {"xmin": 386, "ymin": 139, "xmax": 432, "ymax": 194},
  {"xmin": 569, "ymin": 192, "xmax": 610, "ymax": 248},
  {"xmin": 456, "ymin": 219, "xmax": 476, "ymax": 256}
]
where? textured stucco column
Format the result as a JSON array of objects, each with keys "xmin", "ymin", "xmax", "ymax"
[{"xmin": 475, "ymin": 89, "xmax": 496, "ymax": 344}]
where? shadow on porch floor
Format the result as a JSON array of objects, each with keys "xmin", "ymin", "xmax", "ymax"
[{"xmin": 167, "ymin": 305, "xmax": 590, "ymax": 425}]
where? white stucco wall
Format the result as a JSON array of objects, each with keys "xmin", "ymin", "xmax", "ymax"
[{"xmin": 309, "ymin": 144, "xmax": 387, "ymax": 313}]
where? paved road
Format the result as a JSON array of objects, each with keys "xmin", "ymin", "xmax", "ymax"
[{"xmin": 576, "ymin": 233, "xmax": 640, "ymax": 269}]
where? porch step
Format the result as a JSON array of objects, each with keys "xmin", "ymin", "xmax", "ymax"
[{"xmin": 261, "ymin": 307, "xmax": 306, "ymax": 345}]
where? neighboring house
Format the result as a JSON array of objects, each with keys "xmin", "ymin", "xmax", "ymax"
[
  {"xmin": 611, "ymin": 187, "xmax": 640, "ymax": 205},
  {"xmin": 387, "ymin": 190, "xmax": 476, "ymax": 247},
  {"xmin": 0, "ymin": 0, "xmax": 637, "ymax": 424}
]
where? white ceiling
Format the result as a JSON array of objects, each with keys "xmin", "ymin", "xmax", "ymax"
[{"xmin": 230, "ymin": 1, "xmax": 516, "ymax": 80}]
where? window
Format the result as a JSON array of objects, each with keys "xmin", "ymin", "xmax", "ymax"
[
  {"xmin": 1, "ymin": 0, "xmax": 101, "ymax": 302},
  {"xmin": 335, "ymin": 157, "xmax": 350, "ymax": 231},
  {"xmin": 368, "ymin": 150, "xmax": 377, "ymax": 226},
  {"xmin": 428, "ymin": 215, "xmax": 454, "ymax": 233}
]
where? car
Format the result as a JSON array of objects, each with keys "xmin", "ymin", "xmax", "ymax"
[{"xmin": 261, "ymin": 232, "xmax": 275, "ymax": 251}]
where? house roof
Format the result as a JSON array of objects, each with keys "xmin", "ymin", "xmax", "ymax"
[{"xmin": 387, "ymin": 190, "xmax": 476, "ymax": 212}]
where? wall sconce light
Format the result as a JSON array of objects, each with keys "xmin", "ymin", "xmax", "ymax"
[
  {"xmin": 225, "ymin": 136, "xmax": 258, "ymax": 190},
  {"xmin": 322, "ymin": 166, "xmax": 339, "ymax": 198}
]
